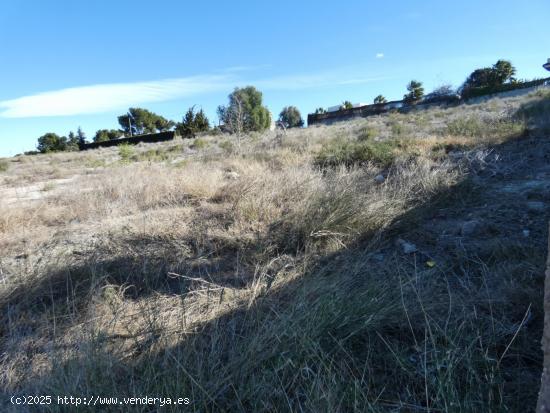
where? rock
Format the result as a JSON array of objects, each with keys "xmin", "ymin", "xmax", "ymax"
[
  {"xmin": 396, "ymin": 238, "xmax": 417, "ymax": 254},
  {"xmin": 527, "ymin": 201, "xmax": 546, "ymax": 212},
  {"xmin": 523, "ymin": 229, "xmax": 530, "ymax": 237},
  {"xmin": 374, "ymin": 174, "xmax": 385, "ymax": 184}
]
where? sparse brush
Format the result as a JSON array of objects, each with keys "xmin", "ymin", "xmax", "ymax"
[
  {"xmin": 447, "ymin": 116, "xmax": 525, "ymax": 140},
  {"xmin": 0, "ymin": 89, "xmax": 545, "ymax": 413}
]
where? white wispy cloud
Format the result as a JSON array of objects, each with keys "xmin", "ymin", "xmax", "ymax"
[
  {"xmin": 0, "ymin": 68, "xmax": 392, "ymax": 118},
  {"xmin": 0, "ymin": 75, "xmax": 231, "ymax": 118},
  {"xmin": 376, "ymin": 53, "xmax": 384, "ymax": 59}
]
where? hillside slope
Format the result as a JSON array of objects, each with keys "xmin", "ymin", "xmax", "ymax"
[{"xmin": 1, "ymin": 88, "xmax": 550, "ymax": 412}]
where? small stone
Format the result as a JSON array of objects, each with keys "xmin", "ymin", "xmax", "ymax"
[
  {"xmin": 527, "ymin": 201, "xmax": 545, "ymax": 212},
  {"xmin": 396, "ymin": 238, "xmax": 417, "ymax": 254},
  {"xmin": 523, "ymin": 229, "xmax": 530, "ymax": 237},
  {"xmin": 374, "ymin": 174, "xmax": 385, "ymax": 184}
]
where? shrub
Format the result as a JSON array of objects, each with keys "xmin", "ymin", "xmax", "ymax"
[
  {"xmin": 118, "ymin": 143, "xmax": 134, "ymax": 162},
  {"xmin": 315, "ymin": 138, "xmax": 401, "ymax": 168},
  {"xmin": 0, "ymin": 159, "xmax": 9, "ymax": 172},
  {"xmin": 135, "ymin": 148, "xmax": 170, "ymax": 162},
  {"xmin": 447, "ymin": 116, "xmax": 525, "ymax": 139}
]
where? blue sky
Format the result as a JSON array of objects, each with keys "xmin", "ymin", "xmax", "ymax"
[{"xmin": 0, "ymin": 0, "xmax": 549, "ymax": 156}]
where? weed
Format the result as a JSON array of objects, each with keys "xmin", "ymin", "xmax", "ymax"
[{"xmin": 118, "ymin": 143, "xmax": 135, "ymax": 162}]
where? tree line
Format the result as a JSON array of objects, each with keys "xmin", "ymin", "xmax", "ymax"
[
  {"xmin": 314, "ymin": 59, "xmax": 523, "ymax": 114},
  {"xmin": 34, "ymin": 58, "xmax": 534, "ymax": 153},
  {"xmin": 34, "ymin": 86, "xmax": 305, "ymax": 153}
]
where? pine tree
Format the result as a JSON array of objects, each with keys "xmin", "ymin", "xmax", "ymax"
[{"xmin": 77, "ymin": 127, "xmax": 87, "ymax": 148}]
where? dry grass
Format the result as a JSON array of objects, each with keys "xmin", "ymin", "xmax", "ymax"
[{"xmin": 0, "ymin": 89, "xmax": 548, "ymax": 412}]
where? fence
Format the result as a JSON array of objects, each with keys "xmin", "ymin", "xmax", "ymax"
[{"xmin": 80, "ymin": 131, "xmax": 176, "ymax": 150}]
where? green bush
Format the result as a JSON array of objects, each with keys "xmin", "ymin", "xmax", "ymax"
[
  {"xmin": 315, "ymin": 138, "xmax": 402, "ymax": 168},
  {"xmin": 0, "ymin": 159, "xmax": 9, "ymax": 172},
  {"xmin": 118, "ymin": 143, "xmax": 134, "ymax": 162}
]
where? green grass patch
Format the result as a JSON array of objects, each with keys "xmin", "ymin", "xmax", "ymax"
[{"xmin": 315, "ymin": 137, "xmax": 414, "ymax": 168}]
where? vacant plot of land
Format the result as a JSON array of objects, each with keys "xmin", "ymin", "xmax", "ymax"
[{"xmin": 1, "ymin": 89, "xmax": 550, "ymax": 412}]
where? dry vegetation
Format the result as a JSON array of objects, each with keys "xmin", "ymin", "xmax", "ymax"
[{"xmin": 1, "ymin": 88, "xmax": 550, "ymax": 412}]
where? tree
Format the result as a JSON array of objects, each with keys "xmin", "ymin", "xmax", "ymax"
[
  {"xmin": 155, "ymin": 117, "xmax": 176, "ymax": 132},
  {"xmin": 217, "ymin": 86, "xmax": 271, "ymax": 134},
  {"xmin": 430, "ymin": 84, "xmax": 455, "ymax": 97},
  {"xmin": 460, "ymin": 60, "xmax": 517, "ymax": 96},
  {"xmin": 118, "ymin": 108, "xmax": 175, "ymax": 136},
  {"xmin": 94, "ymin": 129, "xmax": 123, "ymax": 142},
  {"xmin": 77, "ymin": 127, "xmax": 87, "ymax": 147},
  {"xmin": 278, "ymin": 106, "xmax": 304, "ymax": 128},
  {"xmin": 314, "ymin": 107, "xmax": 326, "ymax": 115},
  {"xmin": 374, "ymin": 95, "xmax": 387, "ymax": 104},
  {"xmin": 403, "ymin": 80, "xmax": 424, "ymax": 104},
  {"xmin": 66, "ymin": 131, "xmax": 80, "ymax": 151},
  {"xmin": 493, "ymin": 59, "xmax": 516, "ymax": 84},
  {"xmin": 175, "ymin": 106, "xmax": 210, "ymax": 138},
  {"xmin": 37, "ymin": 133, "xmax": 67, "ymax": 153},
  {"xmin": 341, "ymin": 101, "xmax": 354, "ymax": 110}
]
